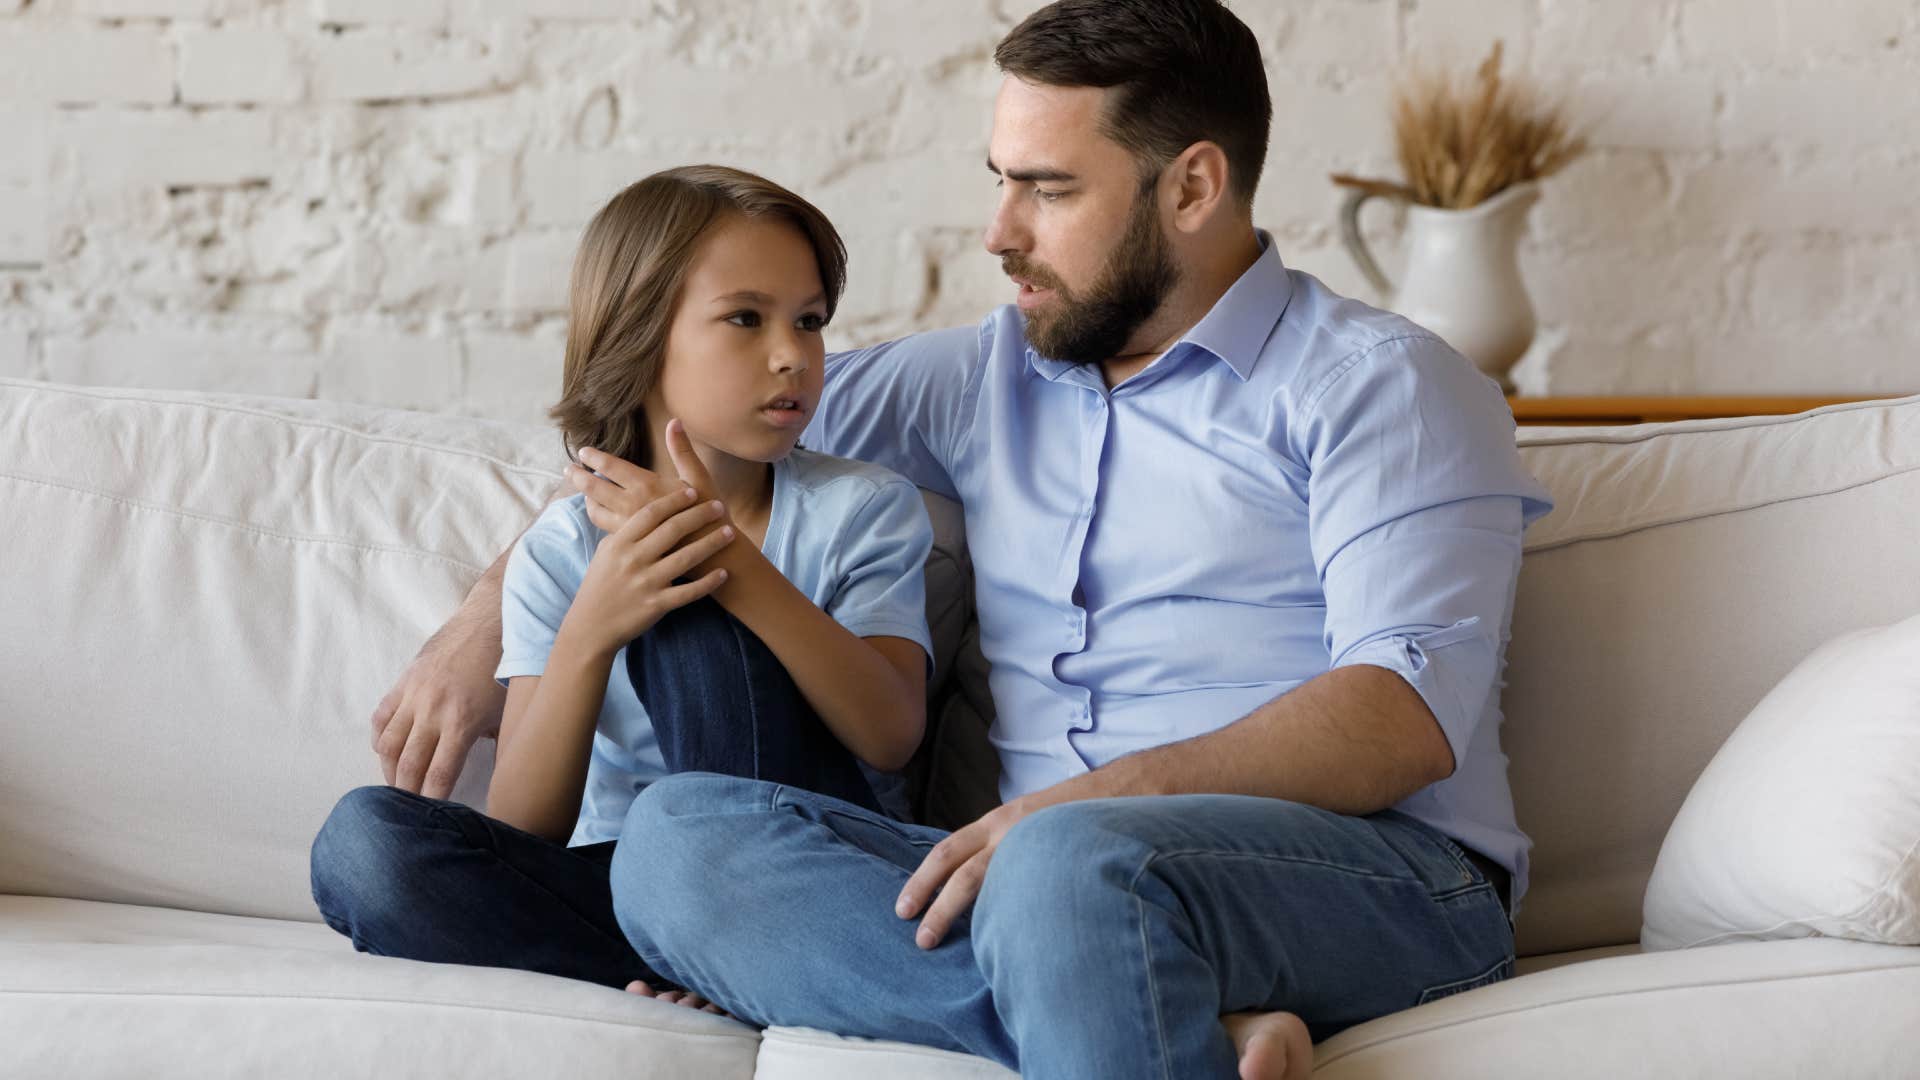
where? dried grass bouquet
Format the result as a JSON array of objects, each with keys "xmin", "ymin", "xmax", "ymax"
[{"xmin": 1333, "ymin": 41, "xmax": 1588, "ymax": 209}]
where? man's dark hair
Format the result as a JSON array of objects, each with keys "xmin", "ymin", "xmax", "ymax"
[{"xmin": 994, "ymin": 0, "xmax": 1272, "ymax": 205}]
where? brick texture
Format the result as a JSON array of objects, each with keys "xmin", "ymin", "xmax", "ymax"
[{"xmin": 1, "ymin": 0, "xmax": 1915, "ymax": 413}]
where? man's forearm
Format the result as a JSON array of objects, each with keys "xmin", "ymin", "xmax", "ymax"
[
  {"xmin": 429, "ymin": 486, "xmax": 566, "ymax": 668},
  {"xmin": 434, "ymin": 547, "xmax": 507, "ymax": 654},
  {"xmin": 1039, "ymin": 665, "xmax": 1454, "ymax": 816}
]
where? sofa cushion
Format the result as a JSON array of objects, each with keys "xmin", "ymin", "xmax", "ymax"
[
  {"xmin": 0, "ymin": 379, "xmax": 969, "ymax": 922},
  {"xmin": 0, "ymin": 896, "xmax": 760, "ymax": 1080},
  {"xmin": 1501, "ymin": 394, "xmax": 1920, "ymax": 955},
  {"xmin": 1641, "ymin": 613, "xmax": 1920, "ymax": 951},
  {"xmin": 1307, "ymin": 937, "xmax": 1920, "ymax": 1078}
]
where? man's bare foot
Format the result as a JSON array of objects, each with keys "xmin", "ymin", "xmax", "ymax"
[
  {"xmin": 1222, "ymin": 1010, "xmax": 1314, "ymax": 1080},
  {"xmin": 623, "ymin": 979, "xmax": 729, "ymax": 1016}
]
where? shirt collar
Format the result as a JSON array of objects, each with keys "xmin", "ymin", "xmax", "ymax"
[
  {"xmin": 1024, "ymin": 230, "xmax": 1292, "ymax": 385},
  {"xmin": 1181, "ymin": 230, "xmax": 1291, "ymax": 382}
]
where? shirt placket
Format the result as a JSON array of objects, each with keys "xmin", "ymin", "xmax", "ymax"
[{"xmin": 1052, "ymin": 374, "xmax": 1110, "ymax": 771}]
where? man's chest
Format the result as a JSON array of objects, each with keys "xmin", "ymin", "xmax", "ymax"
[{"xmin": 957, "ymin": 379, "xmax": 1322, "ymax": 620}]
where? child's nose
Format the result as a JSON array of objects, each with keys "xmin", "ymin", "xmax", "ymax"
[{"xmin": 770, "ymin": 336, "xmax": 809, "ymax": 374}]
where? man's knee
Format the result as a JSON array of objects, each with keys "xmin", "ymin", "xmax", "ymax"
[{"xmin": 976, "ymin": 801, "xmax": 1159, "ymax": 949}]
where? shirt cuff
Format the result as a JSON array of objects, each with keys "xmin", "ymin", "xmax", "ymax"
[{"xmin": 1329, "ymin": 615, "xmax": 1497, "ymax": 771}]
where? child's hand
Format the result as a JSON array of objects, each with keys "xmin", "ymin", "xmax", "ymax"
[
  {"xmin": 566, "ymin": 448, "xmax": 682, "ymax": 534},
  {"xmin": 562, "ymin": 486, "xmax": 737, "ymax": 654},
  {"xmin": 568, "ymin": 419, "xmax": 723, "ymax": 533}
]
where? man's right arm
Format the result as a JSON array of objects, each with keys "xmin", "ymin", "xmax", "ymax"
[{"xmin": 371, "ymin": 487, "xmax": 561, "ymax": 798}]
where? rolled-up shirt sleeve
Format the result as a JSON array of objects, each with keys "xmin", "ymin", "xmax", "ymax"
[{"xmin": 1295, "ymin": 335, "xmax": 1554, "ymax": 770}]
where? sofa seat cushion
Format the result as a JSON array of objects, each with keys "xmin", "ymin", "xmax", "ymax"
[
  {"xmin": 1, "ymin": 895, "xmax": 761, "ymax": 1080},
  {"xmin": 755, "ymin": 1026, "xmax": 1018, "ymax": 1080},
  {"xmin": 0, "ymin": 894, "xmax": 351, "ymax": 951},
  {"xmin": 1311, "ymin": 937, "xmax": 1920, "ymax": 1078}
]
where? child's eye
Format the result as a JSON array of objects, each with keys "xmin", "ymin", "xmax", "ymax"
[
  {"xmin": 797, "ymin": 313, "xmax": 827, "ymax": 333},
  {"xmin": 726, "ymin": 311, "xmax": 762, "ymax": 328}
]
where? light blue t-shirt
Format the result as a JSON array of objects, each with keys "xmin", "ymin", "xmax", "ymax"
[{"xmin": 495, "ymin": 447, "xmax": 935, "ymax": 846}]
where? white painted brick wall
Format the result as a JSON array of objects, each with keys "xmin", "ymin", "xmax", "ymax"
[
  {"xmin": 179, "ymin": 26, "xmax": 305, "ymax": 106},
  {"xmin": 1, "ymin": 0, "xmax": 1915, "ymax": 415}
]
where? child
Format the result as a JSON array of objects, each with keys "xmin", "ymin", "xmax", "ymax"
[{"xmin": 310, "ymin": 165, "xmax": 934, "ymax": 1010}]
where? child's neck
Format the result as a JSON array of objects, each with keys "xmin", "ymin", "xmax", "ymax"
[{"xmin": 703, "ymin": 454, "xmax": 775, "ymax": 527}]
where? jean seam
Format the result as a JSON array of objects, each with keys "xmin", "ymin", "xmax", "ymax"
[
  {"xmin": 1416, "ymin": 954, "xmax": 1514, "ymax": 1006},
  {"xmin": 1144, "ymin": 847, "xmax": 1421, "ymax": 889},
  {"xmin": 1127, "ymin": 854, "xmax": 1178, "ymax": 1080}
]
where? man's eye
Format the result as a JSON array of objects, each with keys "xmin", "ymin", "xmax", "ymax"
[
  {"xmin": 1036, "ymin": 189, "xmax": 1067, "ymax": 202},
  {"xmin": 726, "ymin": 311, "xmax": 762, "ymax": 328},
  {"xmin": 797, "ymin": 313, "xmax": 827, "ymax": 333}
]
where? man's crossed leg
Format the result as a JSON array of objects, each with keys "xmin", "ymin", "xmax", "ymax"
[{"xmin": 608, "ymin": 773, "xmax": 1514, "ymax": 1080}]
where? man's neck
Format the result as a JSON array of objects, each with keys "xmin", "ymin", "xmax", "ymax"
[{"xmin": 1100, "ymin": 227, "xmax": 1263, "ymax": 391}]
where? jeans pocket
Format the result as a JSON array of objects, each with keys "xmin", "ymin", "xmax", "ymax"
[{"xmin": 1416, "ymin": 954, "xmax": 1514, "ymax": 1006}]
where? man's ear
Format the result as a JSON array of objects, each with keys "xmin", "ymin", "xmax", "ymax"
[{"xmin": 1165, "ymin": 140, "xmax": 1233, "ymax": 234}]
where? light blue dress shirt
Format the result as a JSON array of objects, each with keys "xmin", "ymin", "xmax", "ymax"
[
  {"xmin": 496, "ymin": 448, "xmax": 936, "ymax": 846},
  {"xmin": 807, "ymin": 234, "xmax": 1555, "ymax": 906}
]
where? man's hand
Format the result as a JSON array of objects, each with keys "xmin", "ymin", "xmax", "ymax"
[
  {"xmin": 372, "ymin": 614, "xmax": 508, "ymax": 798},
  {"xmin": 894, "ymin": 795, "xmax": 1042, "ymax": 950}
]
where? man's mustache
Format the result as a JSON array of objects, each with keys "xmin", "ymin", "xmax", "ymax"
[{"xmin": 1001, "ymin": 255, "xmax": 1066, "ymax": 294}]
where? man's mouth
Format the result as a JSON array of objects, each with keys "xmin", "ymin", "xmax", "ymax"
[{"xmin": 1014, "ymin": 278, "xmax": 1055, "ymax": 310}]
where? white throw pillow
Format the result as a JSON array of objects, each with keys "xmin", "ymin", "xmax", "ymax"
[{"xmin": 1642, "ymin": 613, "xmax": 1920, "ymax": 951}]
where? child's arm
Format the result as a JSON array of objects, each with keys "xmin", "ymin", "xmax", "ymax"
[
  {"xmin": 487, "ymin": 487, "xmax": 734, "ymax": 842},
  {"xmin": 709, "ymin": 549, "xmax": 928, "ymax": 772}
]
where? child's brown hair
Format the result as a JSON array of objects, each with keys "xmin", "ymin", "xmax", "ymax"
[{"xmin": 550, "ymin": 165, "xmax": 847, "ymax": 467}]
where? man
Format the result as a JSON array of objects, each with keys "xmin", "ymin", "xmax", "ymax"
[{"xmin": 371, "ymin": 2, "xmax": 1552, "ymax": 1077}]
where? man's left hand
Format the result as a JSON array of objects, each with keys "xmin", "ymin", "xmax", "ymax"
[{"xmin": 898, "ymin": 791, "xmax": 1076, "ymax": 949}]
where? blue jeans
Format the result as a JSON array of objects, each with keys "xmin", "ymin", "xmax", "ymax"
[
  {"xmin": 608, "ymin": 775, "xmax": 1516, "ymax": 1078},
  {"xmin": 309, "ymin": 594, "xmax": 882, "ymax": 989}
]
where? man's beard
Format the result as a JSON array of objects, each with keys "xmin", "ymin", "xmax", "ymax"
[{"xmin": 1004, "ymin": 187, "xmax": 1181, "ymax": 366}]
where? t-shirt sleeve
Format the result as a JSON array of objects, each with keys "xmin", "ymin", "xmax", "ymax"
[
  {"xmin": 496, "ymin": 503, "xmax": 593, "ymax": 686},
  {"xmin": 824, "ymin": 478, "xmax": 937, "ymax": 678},
  {"xmin": 807, "ymin": 326, "xmax": 982, "ymax": 502}
]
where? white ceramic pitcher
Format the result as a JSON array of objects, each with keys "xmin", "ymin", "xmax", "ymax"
[{"xmin": 1340, "ymin": 181, "xmax": 1540, "ymax": 394}]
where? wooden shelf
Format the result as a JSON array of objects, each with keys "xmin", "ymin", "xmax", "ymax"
[{"xmin": 1505, "ymin": 395, "xmax": 1900, "ymax": 427}]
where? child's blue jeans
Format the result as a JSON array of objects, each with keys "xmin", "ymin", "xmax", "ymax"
[{"xmin": 309, "ymin": 594, "xmax": 883, "ymax": 990}]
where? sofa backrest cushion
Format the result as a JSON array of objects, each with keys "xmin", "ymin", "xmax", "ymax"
[
  {"xmin": 0, "ymin": 379, "xmax": 968, "ymax": 922},
  {"xmin": 8, "ymin": 375, "xmax": 1918, "ymax": 957},
  {"xmin": 1504, "ymin": 394, "xmax": 1920, "ymax": 955}
]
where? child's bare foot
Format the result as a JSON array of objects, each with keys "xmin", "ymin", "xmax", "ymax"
[
  {"xmin": 1222, "ymin": 1010, "xmax": 1313, "ymax": 1080},
  {"xmin": 623, "ymin": 979, "xmax": 729, "ymax": 1016}
]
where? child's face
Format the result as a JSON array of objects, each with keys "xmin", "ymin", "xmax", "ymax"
[{"xmin": 649, "ymin": 213, "xmax": 830, "ymax": 465}]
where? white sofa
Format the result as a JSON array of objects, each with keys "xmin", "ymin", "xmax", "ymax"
[{"xmin": 3, "ymin": 375, "xmax": 1918, "ymax": 1078}]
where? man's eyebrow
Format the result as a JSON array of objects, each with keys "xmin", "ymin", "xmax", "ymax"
[
  {"xmin": 713, "ymin": 289, "xmax": 827, "ymax": 307},
  {"xmin": 986, "ymin": 158, "xmax": 1077, "ymax": 183}
]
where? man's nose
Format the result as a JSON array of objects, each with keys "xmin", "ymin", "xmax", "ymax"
[{"xmin": 983, "ymin": 193, "xmax": 1029, "ymax": 257}]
